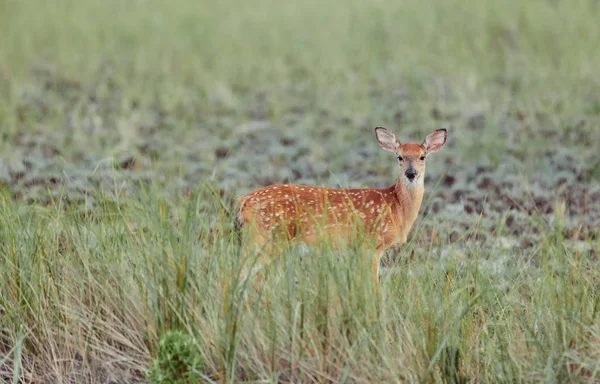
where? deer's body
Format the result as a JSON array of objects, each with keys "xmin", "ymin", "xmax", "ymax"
[
  {"xmin": 238, "ymin": 182, "xmax": 422, "ymax": 252},
  {"xmin": 237, "ymin": 127, "xmax": 447, "ymax": 293}
]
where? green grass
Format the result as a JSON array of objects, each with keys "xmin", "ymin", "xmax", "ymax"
[
  {"xmin": 1, "ymin": 184, "xmax": 599, "ymax": 382},
  {"xmin": 1, "ymin": 0, "xmax": 600, "ymax": 382}
]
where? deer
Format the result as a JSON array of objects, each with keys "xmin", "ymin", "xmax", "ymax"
[{"xmin": 236, "ymin": 127, "xmax": 447, "ymax": 294}]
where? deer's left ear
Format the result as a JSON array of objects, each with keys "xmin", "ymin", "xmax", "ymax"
[{"xmin": 423, "ymin": 129, "xmax": 447, "ymax": 153}]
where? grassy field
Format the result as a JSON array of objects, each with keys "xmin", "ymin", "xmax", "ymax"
[{"xmin": 1, "ymin": 0, "xmax": 600, "ymax": 382}]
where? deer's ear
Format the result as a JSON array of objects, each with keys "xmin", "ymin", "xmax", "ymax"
[
  {"xmin": 423, "ymin": 129, "xmax": 447, "ymax": 153},
  {"xmin": 375, "ymin": 127, "xmax": 400, "ymax": 153}
]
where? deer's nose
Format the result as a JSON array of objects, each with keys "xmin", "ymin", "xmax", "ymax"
[{"xmin": 405, "ymin": 168, "xmax": 417, "ymax": 181}]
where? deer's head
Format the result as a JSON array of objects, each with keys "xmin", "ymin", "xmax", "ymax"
[{"xmin": 375, "ymin": 127, "xmax": 447, "ymax": 188}]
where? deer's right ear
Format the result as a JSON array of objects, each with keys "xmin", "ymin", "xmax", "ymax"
[
  {"xmin": 423, "ymin": 128, "xmax": 447, "ymax": 153},
  {"xmin": 375, "ymin": 127, "xmax": 399, "ymax": 153}
]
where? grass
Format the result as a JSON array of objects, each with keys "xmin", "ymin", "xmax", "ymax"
[
  {"xmin": 0, "ymin": 183, "xmax": 599, "ymax": 382},
  {"xmin": 1, "ymin": 0, "xmax": 600, "ymax": 382}
]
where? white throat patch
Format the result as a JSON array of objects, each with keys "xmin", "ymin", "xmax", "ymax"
[{"xmin": 402, "ymin": 174, "xmax": 422, "ymax": 189}]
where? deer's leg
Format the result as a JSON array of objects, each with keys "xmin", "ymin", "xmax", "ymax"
[
  {"xmin": 241, "ymin": 221, "xmax": 298, "ymax": 295},
  {"xmin": 372, "ymin": 249, "xmax": 385, "ymax": 295},
  {"xmin": 239, "ymin": 225, "xmax": 274, "ymax": 290}
]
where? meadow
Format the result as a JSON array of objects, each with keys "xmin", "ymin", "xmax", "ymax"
[{"xmin": 1, "ymin": 0, "xmax": 600, "ymax": 382}]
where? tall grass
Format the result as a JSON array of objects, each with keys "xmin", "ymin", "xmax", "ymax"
[{"xmin": 1, "ymin": 182, "xmax": 599, "ymax": 382}]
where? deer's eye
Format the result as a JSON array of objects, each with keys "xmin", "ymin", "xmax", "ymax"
[
  {"xmin": 420, "ymin": 156, "xmax": 426, "ymax": 161},
  {"xmin": 397, "ymin": 156, "xmax": 403, "ymax": 161}
]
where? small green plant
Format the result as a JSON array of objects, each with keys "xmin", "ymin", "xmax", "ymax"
[{"xmin": 148, "ymin": 330, "xmax": 204, "ymax": 384}]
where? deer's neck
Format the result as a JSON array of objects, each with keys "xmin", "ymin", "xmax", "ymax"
[{"xmin": 392, "ymin": 176, "xmax": 424, "ymax": 231}]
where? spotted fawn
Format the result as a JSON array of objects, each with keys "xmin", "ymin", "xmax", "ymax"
[{"xmin": 236, "ymin": 127, "xmax": 447, "ymax": 293}]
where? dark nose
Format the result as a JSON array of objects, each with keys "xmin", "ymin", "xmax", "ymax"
[{"xmin": 405, "ymin": 168, "xmax": 417, "ymax": 181}]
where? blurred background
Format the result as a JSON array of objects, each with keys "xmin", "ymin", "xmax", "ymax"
[{"xmin": 1, "ymin": 0, "xmax": 599, "ymax": 242}]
